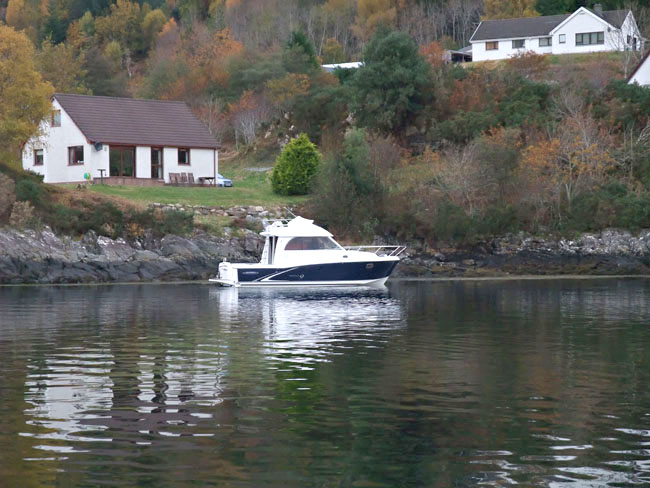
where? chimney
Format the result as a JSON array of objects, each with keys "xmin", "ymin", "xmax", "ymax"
[{"xmin": 594, "ymin": 3, "xmax": 603, "ymax": 17}]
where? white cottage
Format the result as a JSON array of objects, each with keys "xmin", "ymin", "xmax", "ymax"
[
  {"xmin": 22, "ymin": 94, "xmax": 219, "ymax": 184},
  {"xmin": 469, "ymin": 5, "xmax": 641, "ymax": 62}
]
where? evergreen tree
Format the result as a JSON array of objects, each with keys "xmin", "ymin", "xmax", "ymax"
[
  {"xmin": 351, "ymin": 27, "xmax": 431, "ymax": 135},
  {"xmin": 283, "ymin": 31, "xmax": 320, "ymax": 74},
  {"xmin": 271, "ymin": 133, "xmax": 322, "ymax": 195}
]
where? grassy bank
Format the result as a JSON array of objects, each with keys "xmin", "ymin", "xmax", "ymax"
[
  {"xmin": 83, "ymin": 172, "xmax": 305, "ymax": 207},
  {"xmin": 76, "ymin": 147, "xmax": 305, "ymax": 208}
]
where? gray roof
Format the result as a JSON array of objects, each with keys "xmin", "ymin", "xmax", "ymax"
[
  {"xmin": 470, "ymin": 9, "xmax": 629, "ymax": 42},
  {"xmin": 54, "ymin": 93, "xmax": 219, "ymax": 149}
]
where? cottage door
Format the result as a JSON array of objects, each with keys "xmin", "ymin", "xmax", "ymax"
[{"xmin": 151, "ymin": 148, "xmax": 163, "ymax": 179}]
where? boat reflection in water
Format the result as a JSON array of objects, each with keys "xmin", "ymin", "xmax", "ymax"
[{"xmin": 211, "ymin": 286, "xmax": 404, "ymax": 362}]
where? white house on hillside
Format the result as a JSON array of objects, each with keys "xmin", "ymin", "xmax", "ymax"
[
  {"xmin": 22, "ymin": 94, "xmax": 219, "ymax": 184},
  {"xmin": 470, "ymin": 4, "xmax": 641, "ymax": 62}
]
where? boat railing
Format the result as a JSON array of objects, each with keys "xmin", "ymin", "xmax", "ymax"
[{"xmin": 343, "ymin": 245, "xmax": 406, "ymax": 257}]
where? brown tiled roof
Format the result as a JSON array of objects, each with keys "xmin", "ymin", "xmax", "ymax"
[{"xmin": 54, "ymin": 93, "xmax": 219, "ymax": 149}]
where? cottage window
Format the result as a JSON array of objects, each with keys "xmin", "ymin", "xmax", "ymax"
[
  {"xmin": 51, "ymin": 110, "xmax": 61, "ymax": 127},
  {"xmin": 178, "ymin": 148, "xmax": 190, "ymax": 165},
  {"xmin": 539, "ymin": 37, "xmax": 552, "ymax": 47},
  {"xmin": 575, "ymin": 32, "xmax": 604, "ymax": 45},
  {"xmin": 559, "ymin": 34, "xmax": 566, "ymax": 44},
  {"xmin": 486, "ymin": 41, "xmax": 499, "ymax": 51},
  {"xmin": 110, "ymin": 146, "xmax": 136, "ymax": 177},
  {"xmin": 68, "ymin": 146, "xmax": 84, "ymax": 165},
  {"xmin": 34, "ymin": 148, "xmax": 44, "ymax": 166},
  {"xmin": 512, "ymin": 39, "xmax": 525, "ymax": 49}
]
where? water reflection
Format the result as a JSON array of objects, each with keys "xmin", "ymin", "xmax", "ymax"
[
  {"xmin": 0, "ymin": 280, "xmax": 649, "ymax": 487},
  {"xmin": 213, "ymin": 286, "xmax": 403, "ymax": 363}
]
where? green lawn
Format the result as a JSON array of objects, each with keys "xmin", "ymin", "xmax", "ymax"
[{"xmin": 80, "ymin": 171, "xmax": 307, "ymax": 207}]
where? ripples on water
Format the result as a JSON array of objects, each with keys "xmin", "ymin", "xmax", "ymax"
[{"xmin": 0, "ymin": 279, "xmax": 649, "ymax": 487}]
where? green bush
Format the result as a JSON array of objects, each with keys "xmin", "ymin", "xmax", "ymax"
[
  {"xmin": 272, "ymin": 133, "xmax": 321, "ymax": 195},
  {"xmin": 156, "ymin": 209, "xmax": 194, "ymax": 236},
  {"xmin": 15, "ymin": 179, "xmax": 42, "ymax": 206},
  {"xmin": 431, "ymin": 201, "xmax": 474, "ymax": 242},
  {"xmin": 475, "ymin": 205, "xmax": 522, "ymax": 236},
  {"xmin": 49, "ymin": 204, "xmax": 82, "ymax": 235},
  {"xmin": 566, "ymin": 183, "xmax": 650, "ymax": 232}
]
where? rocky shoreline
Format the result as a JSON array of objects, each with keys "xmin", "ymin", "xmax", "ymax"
[
  {"xmin": 397, "ymin": 229, "xmax": 650, "ymax": 277},
  {"xmin": 2, "ymin": 222, "xmax": 650, "ymax": 284}
]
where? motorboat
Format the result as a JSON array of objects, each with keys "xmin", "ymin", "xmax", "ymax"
[{"xmin": 209, "ymin": 216, "xmax": 405, "ymax": 287}]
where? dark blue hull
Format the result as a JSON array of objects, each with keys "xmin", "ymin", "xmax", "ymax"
[{"xmin": 236, "ymin": 260, "xmax": 398, "ymax": 284}]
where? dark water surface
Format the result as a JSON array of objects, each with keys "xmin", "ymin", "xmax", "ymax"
[{"xmin": 1, "ymin": 279, "xmax": 649, "ymax": 487}]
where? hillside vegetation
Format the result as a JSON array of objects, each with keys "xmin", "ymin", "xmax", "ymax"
[{"xmin": 3, "ymin": 0, "xmax": 650, "ymax": 244}]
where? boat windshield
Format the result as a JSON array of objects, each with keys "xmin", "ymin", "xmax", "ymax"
[{"xmin": 284, "ymin": 236, "xmax": 340, "ymax": 251}]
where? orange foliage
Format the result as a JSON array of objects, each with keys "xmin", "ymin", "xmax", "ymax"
[
  {"xmin": 419, "ymin": 41, "xmax": 446, "ymax": 68},
  {"xmin": 504, "ymin": 51, "xmax": 548, "ymax": 80},
  {"xmin": 265, "ymin": 73, "xmax": 310, "ymax": 110}
]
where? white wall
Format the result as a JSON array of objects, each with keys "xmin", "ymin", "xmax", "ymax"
[
  {"xmin": 135, "ymin": 146, "xmax": 151, "ymax": 179},
  {"xmin": 162, "ymin": 147, "xmax": 217, "ymax": 183},
  {"xmin": 471, "ymin": 37, "xmax": 553, "ymax": 61},
  {"xmin": 22, "ymin": 99, "xmax": 109, "ymax": 183},
  {"xmin": 470, "ymin": 8, "xmax": 641, "ymax": 62}
]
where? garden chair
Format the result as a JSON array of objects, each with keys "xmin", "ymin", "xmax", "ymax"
[
  {"xmin": 188, "ymin": 173, "xmax": 195, "ymax": 185},
  {"xmin": 180, "ymin": 173, "xmax": 188, "ymax": 185}
]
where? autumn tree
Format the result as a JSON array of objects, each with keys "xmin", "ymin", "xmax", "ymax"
[
  {"xmin": 36, "ymin": 39, "xmax": 90, "ymax": 94},
  {"xmin": 522, "ymin": 101, "xmax": 615, "ymax": 216},
  {"xmin": 142, "ymin": 8, "xmax": 167, "ymax": 52},
  {"xmin": 5, "ymin": 0, "xmax": 43, "ymax": 44},
  {"xmin": 229, "ymin": 90, "xmax": 272, "ymax": 147},
  {"xmin": 352, "ymin": 0, "xmax": 396, "ymax": 41},
  {"xmin": 0, "ymin": 25, "xmax": 54, "ymax": 162},
  {"xmin": 321, "ymin": 38, "xmax": 345, "ymax": 64},
  {"xmin": 265, "ymin": 73, "xmax": 310, "ymax": 113},
  {"xmin": 351, "ymin": 28, "xmax": 431, "ymax": 135},
  {"xmin": 483, "ymin": 0, "xmax": 538, "ymax": 20}
]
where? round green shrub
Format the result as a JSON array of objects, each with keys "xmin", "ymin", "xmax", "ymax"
[{"xmin": 271, "ymin": 133, "xmax": 321, "ymax": 196}]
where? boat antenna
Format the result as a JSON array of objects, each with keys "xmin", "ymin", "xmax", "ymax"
[{"xmin": 284, "ymin": 207, "xmax": 297, "ymax": 218}]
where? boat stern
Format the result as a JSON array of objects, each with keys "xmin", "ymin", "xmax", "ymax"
[{"xmin": 209, "ymin": 261, "xmax": 239, "ymax": 287}]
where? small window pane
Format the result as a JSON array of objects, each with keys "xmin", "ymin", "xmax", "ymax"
[
  {"xmin": 539, "ymin": 37, "xmax": 551, "ymax": 47},
  {"xmin": 51, "ymin": 110, "xmax": 61, "ymax": 127},
  {"xmin": 178, "ymin": 148, "xmax": 190, "ymax": 164},
  {"xmin": 559, "ymin": 34, "xmax": 566, "ymax": 44},
  {"xmin": 512, "ymin": 39, "xmax": 524, "ymax": 49},
  {"xmin": 486, "ymin": 41, "xmax": 498, "ymax": 51},
  {"xmin": 34, "ymin": 149, "xmax": 44, "ymax": 166}
]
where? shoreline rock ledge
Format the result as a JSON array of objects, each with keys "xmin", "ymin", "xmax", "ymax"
[
  {"xmin": 2, "ymin": 227, "xmax": 650, "ymax": 285},
  {"xmin": 395, "ymin": 229, "xmax": 650, "ymax": 277},
  {"xmin": 0, "ymin": 227, "xmax": 263, "ymax": 285}
]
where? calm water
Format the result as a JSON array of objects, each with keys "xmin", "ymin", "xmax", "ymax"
[{"xmin": 1, "ymin": 280, "xmax": 649, "ymax": 487}]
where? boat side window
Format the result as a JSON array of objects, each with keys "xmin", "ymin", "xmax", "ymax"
[{"xmin": 285, "ymin": 237, "xmax": 340, "ymax": 250}]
